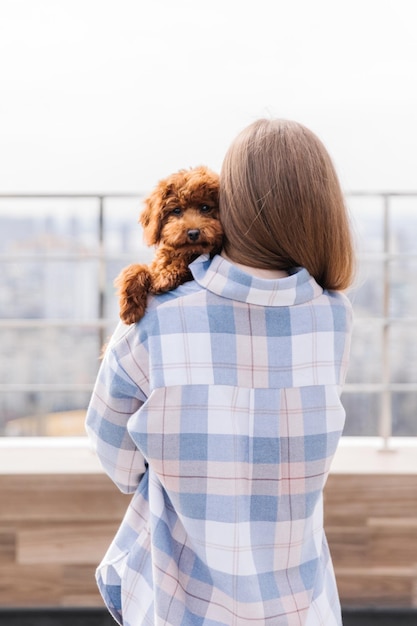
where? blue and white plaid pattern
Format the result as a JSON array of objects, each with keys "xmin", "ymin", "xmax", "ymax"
[{"xmin": 86, "ymin": 254, "xmax": 352, "ymax": 625}]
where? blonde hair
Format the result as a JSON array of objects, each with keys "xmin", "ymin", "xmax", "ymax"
[{"xmin": 219, "ymin": 118, "xmax": 355, "ymax": 290}]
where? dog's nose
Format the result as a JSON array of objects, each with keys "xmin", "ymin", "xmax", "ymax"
[{"xmin": 187, "ymin": 229, "xmax": 200, "ymax": 242}]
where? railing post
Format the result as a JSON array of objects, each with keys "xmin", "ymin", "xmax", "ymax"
[
  {"xmin": 380, "ymin": 194, "xmax": 392, "ymax": 449},
  {"xmin": 98, "ymin": 196, "xmax": 106, "ymax": 350}
]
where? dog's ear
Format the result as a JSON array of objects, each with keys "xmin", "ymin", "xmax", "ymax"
[
  {"xmin": 192, "ymin": 166, "xmax": 220, "ymax": 202},
  {"xmin": 139, "ymin": 187, "xmax": 165, "ymax": 245}
]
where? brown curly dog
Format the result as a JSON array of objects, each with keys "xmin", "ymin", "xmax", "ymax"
[{"xmin": 115, "ymin": 166, "xmax": 223, "ymax": 324}]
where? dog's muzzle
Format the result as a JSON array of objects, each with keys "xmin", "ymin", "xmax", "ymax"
[{"xmin": 187, "ymin": 229, "xmax": 200, "ymax": 242}]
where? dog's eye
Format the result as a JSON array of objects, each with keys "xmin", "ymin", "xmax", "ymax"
[
  {"xmin": 171, "ymin": 207, "xmax": 182, "ymax": 216},
  {"xmin": 199, "ymin": 204, "xmax": 212, "ymax": 213}
]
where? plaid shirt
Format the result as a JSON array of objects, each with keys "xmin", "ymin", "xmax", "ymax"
[{"xmin": 86, "ymin": 254, "xmax": 352, "ymax": 626}]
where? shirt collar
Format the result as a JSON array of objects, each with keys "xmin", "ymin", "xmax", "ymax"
[{"xmin": 190, "ymin": 254, "xmax": 323, "ymax": 306}]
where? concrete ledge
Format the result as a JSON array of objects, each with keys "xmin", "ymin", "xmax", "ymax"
[
  {"xmin": 0, "ymin": 437, "xmax": 101, "ymax": 474},
  {"xmin": 331, "ymin": 437, "xmax": 417, "ymax": 474},
  {"xmin": 1, "ymin": 436, "xmax": 416, "ymax": 475}
]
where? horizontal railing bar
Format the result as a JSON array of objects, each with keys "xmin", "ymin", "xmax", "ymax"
[
  {"xmin": 0, "ymin": 316, "xmax": 417, "ymax": 328},
  {"xmin": 344, "ymin": 384, "xmax": 417, "ymax": 392},
  {"xmin": 0, "ymin": 253, "xmax": 137, "ymax": 261},
  {"xmin": 1, "ymin": 383, "xmax": 416, "ymax": 393},
  {"xmin": 1, "ymin": 251, "xmax": 416, "ymax": 261},
  {"xmin": 346, "ymin": 191, "xmax": 417, "ymax": 197},
  {"xmin": 0, "ymin": 193, "xmax": 142, "ymax": 199},
  {"xmin": 352, "ymin": 318, "xmax": 417, "ymax": 324},
  {"xmin": 357, "ymin": 253, "xmax": 417, "ymax": 260},
  {"xmin": 1, "ymin": 317, "xmax": 416, "ymax": 329},
  {"xmin": 0, "ymin": 191, "xmax": 416, "ymax": 198},
  {"xmin": 0, "ymin": 319, "xmax": 117, "ymax": 328},
  {"xmin": 0, "ymin": 384, "xmax": 94, "ymax": 392},
  {"xmin": 1, "ymin": 255, "xmax": 415, "ymax": 266}
]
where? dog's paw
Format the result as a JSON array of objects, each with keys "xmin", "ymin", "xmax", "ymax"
[
  {"xmin": 151, "ymin": 266, "xmax": 192, "ymax": 293},
  {"xmin": 114, "ymin": 264, "xmax": 152, "ymax": 324}
]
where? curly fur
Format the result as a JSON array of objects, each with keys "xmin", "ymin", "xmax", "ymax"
[{"xmin": 115, "ymin": 166, "xmax": 223, "ymax": 324}]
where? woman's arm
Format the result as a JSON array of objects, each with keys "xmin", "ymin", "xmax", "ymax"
[{"xmin": 86, "ymin": 344, "xmax": 147, "ymax": 494}]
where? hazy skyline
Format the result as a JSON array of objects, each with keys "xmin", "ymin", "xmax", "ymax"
[{"xmin": 1, "ymin": 0, "xmax": 416, "ymax": 194}]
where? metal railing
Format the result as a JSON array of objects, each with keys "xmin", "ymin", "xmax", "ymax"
[
  {"xmin": 0, "ymin": 193, "xmax": 140, "ymax": 346},
  {"xmin": 343, "ymin": 191, "xmax": 417, "ymax": 447},
  {"xmin": 0, "ymin": 191, "xmax": 416, "ymax": 446}
]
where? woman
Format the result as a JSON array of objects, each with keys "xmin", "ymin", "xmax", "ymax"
[{"xmin": 86, "ymin": 118, "xmax": 354, "ymax": 625}]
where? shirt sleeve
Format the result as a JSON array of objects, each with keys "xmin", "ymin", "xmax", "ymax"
[{"xmin": 85, "ymin": 342, "xmax": 147, "ymax": 494}]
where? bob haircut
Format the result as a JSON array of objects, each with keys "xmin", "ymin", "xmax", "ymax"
[{"xmin": 219, "ymin": 118, "xmax": 355, "ymax": 291}]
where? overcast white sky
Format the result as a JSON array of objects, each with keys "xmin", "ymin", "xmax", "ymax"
[{"xmin": 0, "ymin": 0, "xmax": 416, "ymax": 193}]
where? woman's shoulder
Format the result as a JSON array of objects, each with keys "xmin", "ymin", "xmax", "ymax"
[
  {"xmin": 317, "ymin": 288, "xmax": 353, "ymax": 333},
  {"xmin": 324, "ymin": 289, "xmax": 353, "ymax": 314},
  {"xmin": 147, "ymin": 278, "xmax": 203, "ymax": 312}
]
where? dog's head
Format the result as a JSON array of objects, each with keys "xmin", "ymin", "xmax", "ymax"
[{"xmin": 139, "ymin": 166, "xmax": 223, "ymax": 255}]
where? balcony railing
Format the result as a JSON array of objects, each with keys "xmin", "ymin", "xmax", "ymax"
[{"xmin": 0, "ymin": 191, "xmax": 416, "ymax": 447}]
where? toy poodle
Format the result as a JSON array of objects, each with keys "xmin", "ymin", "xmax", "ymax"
[{"xmin": 115, "ymin": 166, "xmax": 223, "ymax": 324}]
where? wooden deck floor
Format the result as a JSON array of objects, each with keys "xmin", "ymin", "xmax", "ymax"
[{"xmin": 0, "ymin": 437, "xmax": 416, "ymax": 609}]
